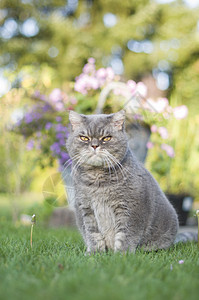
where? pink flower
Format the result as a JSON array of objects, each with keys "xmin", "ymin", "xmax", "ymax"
[
  {"xmin": 161, "ymin": 143, "xmax": 175, "ymax": 157},
  {"xmin": 96, "ymin": 68, "xmax": 107, "ymax": 79},
  {"xmin": 88, "ymin": 57, "xmax": 95, "ymax": 64},
  {"xmin": 54, "ymin": 102, "xmax": 64, "ymax": 111},
  {"xmin": 173, "ymin": 105, "xmax": 188, "ymax": 119},
  {"xmin": 83, "ymin": 63, "xmax": 95, "ymax": 75},
  {"xmin": 178, "ymin": 260, "xmax": 184, "ymax": 264},
  {"xmin": 157, "ymin": 98, "xmax": 169, "ymax": 112},
  {"xmin": 49, "ymin": 89, "xmax": 62, "ymax": 103},
  {"xmin": 146, "ymin": 141, "xmax": 154, "ymax": 149},
  {"xmin": 89, "ymin": 77, "xmax": 99, "ymax": 90},
  {"xmin": 70, "ymin": 97, "xmax": 77, "ymax": 105},
  {"xmin": 74, "ymin": 74, "xmax": 89, "ymax": 94},
  {"xmin": 158, "ymin": 127, "xmax": 168, "ymax": 139},
  {"xmin": 106, "ymin": 67, "xmax": 115, "ymax": 81},
  {"xmin": 151, "ymin": 125, "xmax": 158, "ymax": 133},
  {"xmin": 147, "ymin": 98, "xmax": 169, "ymax": 113},
  {"xmin": 127, "ymin": 80, "xmax": 137, "ymax": 94},
  {"xmin": 136, "ymin": 82, "xmax": 147, "ymax": 97},
  {"xmin": 113, "ymin": 88, "xmax": 130, "ymax": 98}
]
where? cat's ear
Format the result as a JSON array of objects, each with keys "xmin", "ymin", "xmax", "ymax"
[
  {"xmin": 69, "ymin": 111, "xmax": 82, "ymax": 131},
  {"xmin": 112, "ymin": 110, "xmax": 125, "ymax": 130}
]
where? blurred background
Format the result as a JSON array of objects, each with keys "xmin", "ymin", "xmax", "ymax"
[{"xmin": 0, "ymin": 0, "xmax": 199, "ymax": 227}]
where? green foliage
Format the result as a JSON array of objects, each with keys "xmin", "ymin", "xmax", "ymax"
[
  {"xmin": 0, "ymin": 96, "xmax": 36, "ymax": 193},
  {"xmin": 146, "ymin": 105, "xmax": 199, "ymax": 200},
  {"xmin": 1, "ymin": 0, "xmax": 199, "ymax": 196},
  {"xmin": 1, "ymin": 0, "xmax": 199, "ymax": 99},
  {"xmin": 0, "ymin": 221, "xmax": 199, "ymax": 300}
]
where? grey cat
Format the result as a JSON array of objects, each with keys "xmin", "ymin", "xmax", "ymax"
[{"xmin": 66, "ymin": 110, "xmax": 197, "ymax": 253}]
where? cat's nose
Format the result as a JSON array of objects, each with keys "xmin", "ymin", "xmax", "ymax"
[{"xmin": 92, "ymin": 145, "xmax": 99, "ymax": 150}]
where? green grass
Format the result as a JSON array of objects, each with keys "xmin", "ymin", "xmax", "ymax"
[{"xmin": 0, "ymin": 221, "xmax": 199, "ymax": 300}]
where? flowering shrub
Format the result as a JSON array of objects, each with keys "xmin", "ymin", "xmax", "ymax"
[
  {"xmin": 15, "ymin": 58, "xmax": 188, "ymax": 172},
  {"xmin": 15, "ymin": 89, "xmax": 77, "ymax": 168},
  {"xmin": 74, "ymin": 58, "xmax": 115, "ymax": 95}
]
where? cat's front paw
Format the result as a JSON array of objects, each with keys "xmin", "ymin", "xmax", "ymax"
[
  {"xmin": 88, "ymin": 233, "xmax": 107, "ymax": 253},
  {"xmin": 114, "ymin": 232, "xmax": 127, "ymax": 253},
  {"xmin": 85, "ymin": 243, "xmax": 106, "ymax": 255}
]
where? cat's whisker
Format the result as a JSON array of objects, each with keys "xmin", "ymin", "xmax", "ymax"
[
  {"xmin": 62, "ymin": 150, "xmax": 88, "ymax": 173},
  {"xmin": 61, "ymin": 152, "xmax": 85, "ymax": 174},
  {"xmin": 71, "ymin": 153, "xmax": 89, "ymax": 176},
  {"xmin": 61, "ymin": 160, "xmax": 72, "ymax": 177},
  {"xmin": 101, "ymin": 153, "xmax": 119, "ymax": 185},
  {"xmin": 105, "ymin": 150, "xmax": 131, "ymax": 177},
  {"xmin": 101, "ymin": 155, "xmax": 113, "ymax": 183},
  {"xmin": 101, "ymin": 149, "xmax": 127, "ymax": 180},
  {"xmin": 61, "ymin": 151, "xmax": 88, "ymax": 181}
]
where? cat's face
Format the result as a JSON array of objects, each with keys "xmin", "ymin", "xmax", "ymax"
[{"xmin": 66, "ymin": 110, "xmax": 128, "ymax": 168}]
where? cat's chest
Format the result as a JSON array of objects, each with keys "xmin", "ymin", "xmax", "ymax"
[{"xmin": 91, "ymin": 198, "xmax": 116, "ymax": 246}]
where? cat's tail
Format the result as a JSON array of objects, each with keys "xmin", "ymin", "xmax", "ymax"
[{"xmin": 174, "ymin": 232, "xmax": 198, "ymax": 244}]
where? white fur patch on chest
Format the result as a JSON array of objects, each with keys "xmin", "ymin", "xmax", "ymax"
[{"xmin": 91, "ymin": 199, "xmax": 116, "ymax": 249}]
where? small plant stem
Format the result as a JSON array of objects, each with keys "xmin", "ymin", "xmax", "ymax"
[
  {"xmin": 30, "ymin": 214, "xmax": 36, "ymax": 249},
  {"xmin": 30, "ymin": 224, "xmax": 33, "ymax": 248}
]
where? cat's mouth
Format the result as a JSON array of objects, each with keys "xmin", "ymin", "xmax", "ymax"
[
  {"xmin": 81, "ymin": 150, "xmax": 104, "ymax": 167},
  {"xmin": 86, "ymin": 153, "xmax": 104, "ymax": 167}
]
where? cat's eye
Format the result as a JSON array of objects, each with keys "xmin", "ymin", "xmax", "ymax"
[
  {"xmin": 102, "ymin": 136, "xmax": 112, "ymax": 142},
  {"xmin": 80, "ymin": 136, "xmax": 90, "ymax": 142}
]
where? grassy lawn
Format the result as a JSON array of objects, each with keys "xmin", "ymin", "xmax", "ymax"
[{"xmin": 0, "ymin": 220, "xmax": 199, "ymax": 300}]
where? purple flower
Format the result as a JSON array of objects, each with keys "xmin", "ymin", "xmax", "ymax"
[
  {"xmin": 56, "ymin": 116, "xmax": 62, "ymax": 122},
  {"xmin": 55, "ymin": 124, "xmax": 66, "ymax": 132},
  {"xmin": 45, "ymin": 122, "xmax": 52, "ymax": 130},
  {"xmin": 65, "ymin": 131, "xmax": 70, "ymax": 138},
  {"xmin": 178, "ymin": 260, "xmax": 184, "ymax": 264},
  {"xmin": 50, "ymin": 142, "xmax": 61, "ymax": 154},
  {"xmin": 25, "ymin": 113, "xmax": 33, "ymax": 124},
  {"xmin": 161, "ymin": 144, "xmax": 175, "ymax": 158},
  {"xmin": 36, "ymin": 132, "xmax": 42, "ymax": 137},
  {"xmin": 33, "ymin": 91, "xmax": 46, "ymax": 101},
  {"xmin": 59, "ymin": 139, "xmax": 66, "ymax": 146},
  {"xmin": 133, "ymin": 114, "xmax": 144, "ymax": 121},
  {"xmin": 56, "ymin": 132, "xmax": 65, "ymax": 139},
  {"xmin": 61, "ymin": 152, "xmax": 69, "ymax": 160},
  {"xmin": 26, "ymin": 140, "xmax": 34, "ymax": 151},
  {"xmin": 59, "ymin": 152, "xmax": 70, "ymax": 166},
  {"xmin": 33, "ymin": 112, "xmax": 42, "ymax": 120},
  {"xmin": 42, "ymin": 104, "xmax": 52, "ymax": 112}
]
